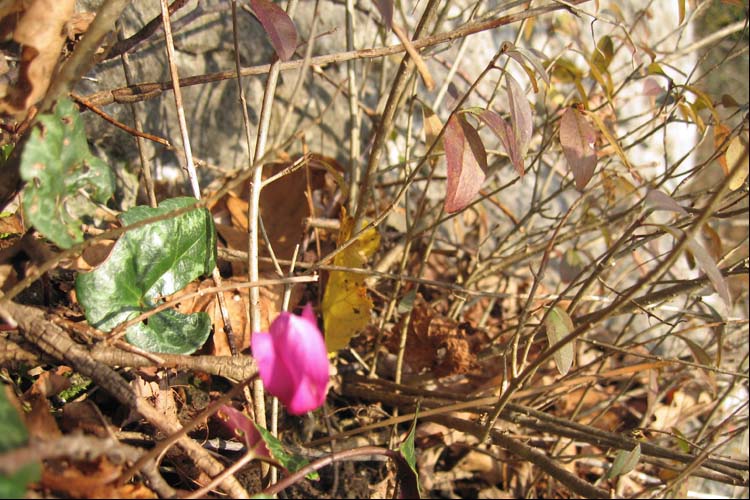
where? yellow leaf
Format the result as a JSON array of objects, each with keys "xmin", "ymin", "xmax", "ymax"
[
  {"xmin": 725, "ymin": 136, "xmax": 749, "ymax": 191},
  {"xmin": 322, "ymin": 210, "xmax": 380, "ymax": 352}
]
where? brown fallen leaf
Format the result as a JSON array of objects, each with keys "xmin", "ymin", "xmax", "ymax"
[
  {"xmin": 385, "ymin": 294, "xmax": 480, "ymax": 377},
  {"xmin": 211, "ymin": 155, "xmax": 330, "ymax": 273},
  {"xmin": 0, "ymin": 0, "xmax": 75, "ymax": 116},
  {"xmin": 42, "ymin": 455, "xmax": 156, "ymax": 499},
  {"xmin": 170, "ymin": 277, "xmax": 300, "ymax": 356}
]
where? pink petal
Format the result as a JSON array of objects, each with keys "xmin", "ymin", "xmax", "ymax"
[{"xmin": 251, "ymin": 305, "xmax": 330, "ymax": 415}]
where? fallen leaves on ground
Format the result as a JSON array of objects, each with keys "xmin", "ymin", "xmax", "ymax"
[
  {"xmin": 0, "ymin": 0, "xmax": 75, "ymax": 117},
  {"xmin": 384, "ymin": 294, "xmax": 481, "ymax": 377}
]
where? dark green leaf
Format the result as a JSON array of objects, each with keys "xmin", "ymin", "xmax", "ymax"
[
  {"xmin": 0, "ymin": 386, "xmax": 41, "ymax": 497},
  {"xmin": 20, "ymin": 98, "xmax": 114, "ymax": 249},
  {"xmin": 76, "ymin": 197, "xmax": 216, "ymax": 354}
]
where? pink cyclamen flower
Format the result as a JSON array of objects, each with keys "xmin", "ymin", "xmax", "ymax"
[{"xmin": 251, "ymin": 304, "xmax": 330, "ymax": 415}]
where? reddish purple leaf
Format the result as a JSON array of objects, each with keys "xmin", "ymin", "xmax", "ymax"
[
  {"xmin": 506, "ymin": 74, "xmax": 533, "ymax": 165},
  {"xmin": 444, "ymin": 115, "xmax": 487, "ymax": 213},
  {"xmin": 216, "ymin": 405, "xmax": 271, "ymax": 458},
  {"xmin": 249, "ymin": 0, "xmax": 298, "ymax": 61},
  {"xmin": 560, "ymin": 107, "xmax": 597, "ymax": 190},
  {"xmin": 373, "ymin": 0, "xmax": 393, "ymax": 30},
  {"xmin": 473, "ymin": 108, "xmax": 524, "ymax": 176},
  {"xmin": 506, "ymin": 44, "xmax": 551, "ymax": 88}
]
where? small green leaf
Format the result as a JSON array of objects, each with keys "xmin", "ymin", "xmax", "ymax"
[
  {"xmin": 544, "ymin": 306, "xmax": 575, "ymax": 375},
  {"xmin": 607, "ymin": 444, "xmax": 641, "ymax": 478},
  {"xmin": 591, "ymin": 35, "xmax": 614, "ymax": 74},
  {"xmin": 398, "ymin": 290, "xmax": 418, "ymax": 315},
  {"xmin": 255, "ymin": 423, "xmax": 318, "ymax": 480},
  {"xmin": 671, "ymin": 427, "xmax": 692, "ymax": 454},
  {"xmin": 647, "ymin": 62, "xmax": 667, "ymax": 77},
  {"xmin": 396, "ymin": 411, "xmax": 421, "ymax": 498},
  {"xmin": 19, "ymin": 98, "xmax": 114, "ymax": 249},
  {"xmin": 0, "ymin": 386, "xmax": 41, "ymax": 497},
  {"xmin": 76, "ymin": 197, "xmax": 216, "ymax": 354}
]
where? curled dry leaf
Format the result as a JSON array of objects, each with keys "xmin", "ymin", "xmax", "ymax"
[
  {"xmin": 170, "ymin": 276, "xmax": 300, "ymax": 356},
  {"xmin": 249, "ymin": 0, "xmax": 298, "ymax": 61},
  {"xmin": 385, "ymin": 294, "xmax": 481, "ymax": 377},
  {"xmin": 0, "ymin": 0, "xmax": 75, "ymax": 116},
  {"xmin": 661, "ymin": 225, "xmax": 731, "ymax": 309},
  {"xmin": 559, "ymin": 106, "xmax": 597, "ymax": 190},
  {"xmin": 444, "ymin": 114, "xmax": 487, "ymax": 213}
]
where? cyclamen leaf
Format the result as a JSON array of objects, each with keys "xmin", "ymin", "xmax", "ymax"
[
  {"xmin": 560, "ymin": 106, "xmax": 597, "ymax": 190},
  {"xmin": 373, "ymin": 0, "xmax": 393, "ymax": 30},
  {"xmin": 249, "ymin": 0, "xmax": 297, "ymax": 61},
  {"xmin": 444, "ymin": 114, "xmax": 487, "ymax": 213},
  {"xmin": 544, "ymin": 306, "xmax": 575, "ymax": 376},
  {"xmin": 20, "ymin": 98, "xmax": 114, "ymax": 249},
  {"xmin": 76, "ymin": 197, "xmax": 216, "ymax": 354}
]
